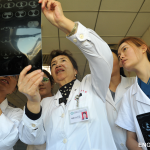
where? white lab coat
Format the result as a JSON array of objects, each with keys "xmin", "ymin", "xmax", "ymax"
[
  {"xmin": 116, "ymin": 77, "xmax": 150, "ymax": 150},
  {"xmin": 19, "ymin": 22, "xmax": 117, "ymax": 150},
  {"xmin": 0, "ymin": 99, "xmax": 23, "ymax": 150},
  {"xmin": 106, "ymin": 76, "xmax": 135, "ymax": 150}
]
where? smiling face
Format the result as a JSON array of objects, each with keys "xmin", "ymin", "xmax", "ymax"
[
  {"xmin": 51, "ymin": 55, "xmax": 77, "ymax": 87},
  {"xmin": 39, "ymin": 73, "xmax": 52, "ymax": 100},
  {"xmin": 0, "ymin": 76, "xmax": 18, "ymax": 96},
  {"xmin": 118, "ymin": 42, "xmax": 144, "ymax": 72}
]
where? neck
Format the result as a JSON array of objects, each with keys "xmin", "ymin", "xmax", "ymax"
[
  {"xmin": 41, "ymin": 92, "xmax": 53, "ymax": 100},
  {"xmin": 0, "ymin": 92, "xmax": 6, "ymax": 104},
  {"xmin": 109, "ymin": 73, "xmax": 121, "ymax": 92},
  {"xmin": 134, "ymin": 59, "xmax": 150, "ymax": 83},
  {"xmin": 59, "ymin": 77, "xmax": 76, "ymax": 88}
]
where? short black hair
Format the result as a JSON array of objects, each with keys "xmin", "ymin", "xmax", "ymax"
[
  {"xmin": 49, "ymin": 50, "xmax": 78, "ymax": 78},
  {"xmin": 42, "ymin": 69, "xmax": 54, "ymax": 86},
  {"xmin": 111, "ymin": 49, "xmax": 126, "ymax": 77}
]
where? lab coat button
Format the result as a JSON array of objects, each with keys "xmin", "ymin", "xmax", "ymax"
[
  {"xmin": 121, "ymin": 143, "xmax": 124, "ymax": 146},
  {"xmin": 113, "ymin": 108, "xmax": 116, "ymax": 111},
  {"xmin": 73, "ymin": 39, "xmax": 77, "ymax": 42},
  {"xmin": 63, "ymin": 139, "xmax": 67, "ymax": 144},
  {"xmin": 79, "ymin": 34, "xmax": 84, "ymax": 39},
  {"xmin": 61, "ymin": 113, "xmax": 65, "ymax": 118},
  {"xmin": 32, "ymin": 124, "xmax": 36, "ymax": 127}
]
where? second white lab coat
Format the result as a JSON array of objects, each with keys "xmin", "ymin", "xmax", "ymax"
[
  {"xmin": 116, "ymin": 77, "xmax": 150, "ymax": 150},
  {"xmin": 0, "ymin": 99, "xmax": 23, "ymax": 150},
  {"xmin": 106, "ymin": 76, "xmax": 135, "ymax": 150},
  {"xmin": 19, "ymin": 22, "xmax": 117, "ymax": 150}
]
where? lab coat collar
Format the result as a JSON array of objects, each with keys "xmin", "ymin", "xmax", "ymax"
[
  {"xmin": 54, "ymin": 80, "xmax": 81, "ymax": 107},
  {"xmin": 115, "ymin": 76, "xmax": 132, "ymax": 104},
  {"xmin": 132, "ymin": 76, "xmax": 150, "ymax": 106},
  {"xmin": 0, "ymin": 98, "xmax": 8, "ymax": 113},
  {"xmin": 106, "ymin": 76, "xmax": 132, "ymax": 107}
]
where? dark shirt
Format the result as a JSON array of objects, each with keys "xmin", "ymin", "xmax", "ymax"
[{"xmin": 138, "ymin": 77, "xmax": 150, "ymax": 99}]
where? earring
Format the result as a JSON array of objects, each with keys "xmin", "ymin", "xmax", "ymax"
[{"xmin": 75, "ymin": 74, "xmax": 76, "ymax": 77}]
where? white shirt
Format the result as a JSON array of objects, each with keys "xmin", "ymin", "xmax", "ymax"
[
  {"xmin": 19, "ymin": 22, "xmax": 117, "ymax": 150},
  {"xmin": 0, "ymin": 99, "xmax": 23, "ymax": 150},
  {"xmin": 116, "ymin": 77, "xmax": 150, "ymax": 150},
  {"xmin": 106, "ymin": 76, "xmax": 135, "ymax": 150}
]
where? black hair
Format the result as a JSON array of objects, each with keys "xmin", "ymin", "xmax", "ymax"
[
  {"xmin": 83, "ymin": 112, "xmax": 86, "ymax": 114},
  {"xmin": 49, "ymin": 50, "xmax": 78, "ymax": 78},
  {"xmin": 111, "ymin": 49, "xmax": 126, "ymax": 77},
  {"xmin": 42, "ymin": 69, "xmax": 54, "ymax": 86}
]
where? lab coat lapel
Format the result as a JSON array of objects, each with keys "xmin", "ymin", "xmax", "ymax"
[
  {"xmin": 133, "ymin": 77, "xmax": 150, "ymax": 106},
  {"xmin": 115, "ymin": 76, "xmax": 130, "ymax": 105},
  {"xmin": 106, "ymin": 89, "xmax": 116, "ymax": 108},
  {"xmin": 67, "ymin": 79, "xmax": 81, "ymax": 103}
]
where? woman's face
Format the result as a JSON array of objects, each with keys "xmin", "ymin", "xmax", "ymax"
[
  {"xmin": 51, "ymin": 55, "xmax": 77, "ymax": 86},
  {"xmin": 118, "ymin": 42, "xmax": 143, "ymax": 72},
  {"xmin": 0, "ymin": 76, "xmax": 17, "ymax": 95},
  {"xmin": 83, "ymin": 113, "xmax": 86, "ymax": 119},
  {"xmin": 39, "ymin": 73, "xmax": 52, "ymax": 99}
]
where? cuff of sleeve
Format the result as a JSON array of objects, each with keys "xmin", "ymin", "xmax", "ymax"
[
  {"xmin": 115, "ymin": 120, "xmax": 136, "ymax": 133},
  {"xmin": 25, "ymin": 103, "xmax": 42, "ymax": 120},
  {"xmin": 23, "ymin": 109, "xmax": 43, "ymax": 130},
  {"xmin": 66, "ymin": 22, "xmax": 91, "ymax": 44}
]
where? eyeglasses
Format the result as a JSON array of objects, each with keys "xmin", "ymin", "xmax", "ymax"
[{"xmin": 42, "ymin": 77, "xmax": 49, "ymax": 83}]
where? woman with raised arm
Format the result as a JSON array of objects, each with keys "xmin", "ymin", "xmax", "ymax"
[
  {"xmin": 0, "ymin": 75, "xmax": 23, "ymax": 150},
  {"xmin": 18, "ymin": 0, "xmax": 117, "ymax": 150},
  {"xmin": 115, "ymin": 37, "xmax": 150, "ymax": 150}
]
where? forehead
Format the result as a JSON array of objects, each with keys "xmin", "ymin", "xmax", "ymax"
[{"xmin": 51, "ymin": 55, "xmax": 69, "ymax": 62}]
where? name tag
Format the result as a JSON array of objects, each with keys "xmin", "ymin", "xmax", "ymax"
[{"xmin": 69, "ymin": 107, "xmax": 89, "ymax": 124}]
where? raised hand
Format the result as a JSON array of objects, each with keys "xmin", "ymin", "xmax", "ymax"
[
  {"xmin": 18, "ymin": 65, "xmax": 43, "ymax": 113},
  {"xmin": 39, "ymin": 0, "xmax": 75, "ymax": 35}
]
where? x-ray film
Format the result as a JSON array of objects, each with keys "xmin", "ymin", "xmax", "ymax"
[{"xmin": 0, "ymin": 0, "xmax": 42, "ymax": 76}]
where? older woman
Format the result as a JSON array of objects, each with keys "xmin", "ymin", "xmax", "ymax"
[
  {"xmin": 0, "ymin": 75, "xmax": 23, "ymax": 150},
  {"xmin": 18, "ymin": 0, "xmax": 117, "ymax": 149}
]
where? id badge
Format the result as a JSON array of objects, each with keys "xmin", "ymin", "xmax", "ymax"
[{"xmin": 69, "ymin": 107, "xmax": 90, "ymax": 124}]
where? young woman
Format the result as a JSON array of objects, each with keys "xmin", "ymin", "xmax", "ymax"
[
  {"xmin": 18, "ymin": 0, "xmax": 117, "ymax": 149},
  {"xmin": 0, "ymin": 75, "xmax": 23, "ymax": 150},
  {"xmin": 106, "ymin": 50, "xmax": 135, "ymax": 150},
  {"xmin": 115, "ymin": 37, "xmax": 150, "ymax": 150},
  {"xmin": 26, "ymin": 69, "xmax": 54, "ymax": 150}
]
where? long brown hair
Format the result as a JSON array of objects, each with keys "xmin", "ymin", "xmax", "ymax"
[{"xmin": 118, "ymin": 37, "xmax": 150, "ymax": 61}]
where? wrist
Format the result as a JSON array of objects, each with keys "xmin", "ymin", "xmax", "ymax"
[
  {"xmin": 57, "ymin": 17, "xmax": 75, "ymax": 35},
  {"xmin": 27, "ymin": 100, "xmax": 40, "ymax": 114}
]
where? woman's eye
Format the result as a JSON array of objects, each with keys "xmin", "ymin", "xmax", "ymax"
[
  {"xmin": 123, "ymin": 47, "xmax": 127, "ymax": 51},
  {"xmin": 118, "ymin": 56, "xmax": 120, "ymax": 60},
  {"xmin": 51, "ymin": 63, "xmax": 56, "ymax": 67},
  {"xmin": 62, "ymin": 59, "xmax": 66, "ymax": 62}
]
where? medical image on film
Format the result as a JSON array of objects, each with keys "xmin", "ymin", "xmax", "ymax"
[
  {"xmin": 137, "ymin": 112, "xmax": 150, "ymax": 150},
  {"xmin": 0, "ymin": 0, "xmax": 42, "ymax": 76}
]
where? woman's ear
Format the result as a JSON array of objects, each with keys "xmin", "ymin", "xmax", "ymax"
[{"xmin": 141, "ymin": 44, "xmax": 147, "ymax": 53}]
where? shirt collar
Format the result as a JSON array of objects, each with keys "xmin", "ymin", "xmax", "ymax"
[{"xmin": 0, "ymin": 98, "xmax": 8, "ymax": 112}]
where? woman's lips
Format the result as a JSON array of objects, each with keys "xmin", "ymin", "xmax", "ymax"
[{"xmin": 0, "ymin": 79, "xmax": 9, "ymax": 84}]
